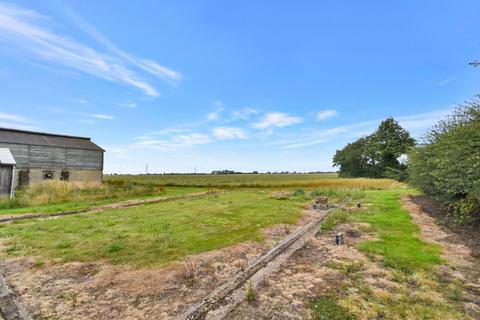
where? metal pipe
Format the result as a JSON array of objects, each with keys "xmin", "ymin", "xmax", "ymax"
[{"xmin": 9, "ymin": 165, "xmax": 15, "ymax": 199}]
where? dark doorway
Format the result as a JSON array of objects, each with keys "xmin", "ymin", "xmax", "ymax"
[{"xmin": 0, "ymin": 165, "xmax": 13, "ymax": 196}]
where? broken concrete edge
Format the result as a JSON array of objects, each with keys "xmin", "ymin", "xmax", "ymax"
[
  {"xmin": 0, "ymin": 191, "xmax": 222, "ymax": 224},
  {"xmin": 177, "ymin": 208, "xmax": 333, "ymax": 320},
  {"xmin": 0, "ymin": 273, "xmax": 31, "ymax": 320},
  {"xmin": 207, "ymin": 225, "xmax": 318, "ymax": 320}
]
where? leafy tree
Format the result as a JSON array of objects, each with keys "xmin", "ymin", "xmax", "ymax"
[
  {"xmin": 333, "ymin": 137, "xmax": 369, "ymax": 177},
  {"xmin": 333, "ymin": 118, "xmax": 415, "ymax": 179}
]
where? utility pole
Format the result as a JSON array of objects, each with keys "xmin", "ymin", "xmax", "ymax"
[
  {"xmin": 194, "ymin": 166, "xmax": 197, "ymax": 175},
  {"xmin": 145, "ymin": 163, "xmax": 148, "ymax": 174}
]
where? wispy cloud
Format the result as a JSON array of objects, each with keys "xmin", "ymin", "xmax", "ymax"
[
  {"xmin": 47, "ymin": 107, "xmax": 64, "ymax": 113},
  {"xmin": 0, "ymin": 112, "xmax": 32, "ymax": 124},
  {"xmin": 396, "ymin": 109, "xmax": 452, "ymax": 132},
  {"xmin": 230, "ymin": 107, "xmax": 259, "ymax": 121},
  {"xmin": 0, "ymin": 3, "xmax": 180, "ymax": 97},
  {"xmin": 278, "ymin": 109, "xmax": 452, "ymax": 149},
  {"xmin": 206, "ymin": 111, "xmax": 222, "ymax": 121},
  {"xmin": 153, "ymin": 127, "xmax": 190, "ymax": 135},
  {"xmin": 436, "ymin": 76, "xmax": 456, "ymax": 86},
  {"xmin": 212, "ymin": 127, "xmax": 247, "ymax": 140},
  {"xmin": 316, "ymin": 109, "xmax": 338, "ymax": 121},
  {"xmin": 206, "ymin": 100, "xmax": 224, "ymax": 121},
  {"xmin": 253, "ymin": 112, "xmax": 303, "ymax": 129},
  {"xmin": 134, "ymin": 132, "xmax": 211, "ymax": 149},
  {"xmin": 117, "ymin": 103, "xmax": 137, "ymax": 108},
  {"xmin": 87, "ymin": 113, "xmax": 115, "ymax": 120},
  {"xmin": 0, "ymin": 112, "xmax": 39, "ymax": 130},
  {"xmin": 66, "ymin": 9, "xmax": 182, "ymax": 85},
  {"xmin": 173, "ymin": 133, "xmax": 211, "ymax": 145}
]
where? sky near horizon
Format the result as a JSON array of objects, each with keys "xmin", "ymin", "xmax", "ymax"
[{"xmin": 0, "ymin": 1, "xmax": 479, "ymax": 173}]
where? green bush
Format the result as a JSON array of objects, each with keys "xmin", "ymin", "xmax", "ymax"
[
  {"xmin": 408, "ymin": 97, "xmax": 480, "ymax": 225},
  {"xmin": 292, "ymin": 188, "xmax": 306, "ymax": 198}
]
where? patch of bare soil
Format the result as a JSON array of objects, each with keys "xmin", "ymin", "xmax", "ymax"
[
  {"xmin": 228, "ymin": 221, "xmax": 375, "ymax": 319},
  {"xmin": 0, "ymin": 209, "xmax": 315, "ymax": 320},
  {"xmin": 410, "ymin": 195, "xmax": 480, "ymax": 258},
  {"xmin": 229, "ymin": 199, "xmax": 480, "ymax": 319},
  {"xmin": 1, "ymin": 242, "xmax": 265, "ymax": 320},
  {"xmin": 402, "ymin": 195, "xmax": 480, "ymax": 314}
]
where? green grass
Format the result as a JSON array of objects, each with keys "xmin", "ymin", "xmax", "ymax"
[
  {"xmin": 0, "ymin": 186, "xmax": 206, "ymax": 216},
  {"xmin": 0, "ymin": 190, "xmax": 307, "ymax": 267},
  {"xmin": 105, "ymin": 173, "xmax": 400, "ymax": 189},
  {"xmin": 356, "ymin": 189, "xmax": 444, "ymax": 273},
  {"xmin": 308, "ymin": 297, "xmax": 354, "ymax": 320},
  {"xmin": 320, "ymin": 209, "xmax": 352, "ymax": 233}
]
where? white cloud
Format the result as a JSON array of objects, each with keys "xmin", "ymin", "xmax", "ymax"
[
  {"xmin": 316, "ymin": 109, "xmax": 338, "ymax": 121},
  {"xmin": 87, "ymin": 113, "xmax": 115, "ymax": 120},
  {"xmin": 436, "ymin": 76, "xmax": 456, "ymax": 86},
  {"xmin": 153, "ymin": 127, "xmax": 189, "ymax": 135},
  {"xmin": 0, "ymin": 3, "xmax": 181, "ymax": 97},
  {"xmin": 117, "ymin": 103, "xmax": 137, "ymax": 108},
  {"xmin": 206, "ymin": 102, "xmax": 224, "ymax": 121},
  {"xmin": 173, "ymin": 133, "xmax": 211, "ymax": 145},
  {"xmin": 66, "ymin": 9, "xmax": 182, "ymax": 85},
  {"xmin": 277, "ymin": 109, "xmax": 452, "ymax": 149},
  {"xmin": 396, "ymin": 109, "xmax": 452, "ymax": 132},
  {"xmin": 212, "ymin": 127, "xmax": 247, "ymax": 140},
  {"xmin": 48, "ymin": 107, "xmax": 64, "ymax": 113},
  {"xmin": 206, "ymin": 111, "xmax": 221, "ymax": 121},
  {"xmin": 230, "ymin": 107, "xmax": 259, "ymax": 121},
  {"xmin": 0, "ymin": 112, "xmax": 38, "ymax": 130},
  {"xmin": 253, "ymin": 112, "xmax": 303, "ymax": 129},
  {"xmin": 134, "ymin": 132, "xmax": 211, "ymax": 149},
  {"xmin": 0, "ymin": 112, "xmax": 32, "ymax": 124}
]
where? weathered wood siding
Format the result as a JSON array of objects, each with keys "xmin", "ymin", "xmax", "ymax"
[
  {"xmin": 29, "ymin": 145, "xmax": 66, "ymax": 169},
  {"xmin": 66, "ymin": 149, "xmax": 103, "ymax": 170},
  {"xmin": 0, "ymin": 142, "xmax": 103, "ymax": 170}
]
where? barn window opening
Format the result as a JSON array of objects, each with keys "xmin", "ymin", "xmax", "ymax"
[
  {"xmin": 43, "ymin": 171, "xmax": 54, "ymax": 180},
  {"xmin": 60, "ymin": 170, "xmax": 69, "ymax": 181}
]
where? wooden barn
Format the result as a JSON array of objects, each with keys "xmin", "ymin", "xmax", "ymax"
[{"xmin": 0, "ymin": 127, "xmax": 104, "ymax": 196}]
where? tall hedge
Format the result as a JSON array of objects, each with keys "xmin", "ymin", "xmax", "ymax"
[{"xmin": 408, "ymin": 97, "xmax": 480, "ymax": 225}]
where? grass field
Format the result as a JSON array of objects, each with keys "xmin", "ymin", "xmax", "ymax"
[
  {"xmin": 0, "ymin": 175, "xmax": 406, "ymax": 267},
  {"xmin": 0, "ymin": 190, "xmax": 307, "ymax": 267},
  {"xmin": 0, "ymin": 185, "xmax": 206, "ymax": 216},
  {"xmin": 0, "ymin": 174, "xmax": 465, "ymax": 319},
  {"xmin": 105, "ymin": 173, "xmax": 400, "ymax": 189}
]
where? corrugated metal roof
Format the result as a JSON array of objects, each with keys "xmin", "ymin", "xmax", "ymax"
[
  {"xmin": 0, "ymin": 128, "xmax": 104, "ymax": 151},
  {"xmin": 0, "ymin": 148, "xmax": 16, "ymax": 165}
]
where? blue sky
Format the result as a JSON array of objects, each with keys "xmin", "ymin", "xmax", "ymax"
[{"xmin": 0, "ymin": 0, "xmax": 479, "ymax": 173}]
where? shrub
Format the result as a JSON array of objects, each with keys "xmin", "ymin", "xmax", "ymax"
[
  {"xmin": 320, "ymin": 209, "xmax": 351, "ymax": 233},
  {"xmin": 292, "ymin": 188, "xmax": 306, "ymax": 198},
  {"xmin": 408, "ymin": 97, "xmax": 480, "ymax": 225},
  {"xmin": 245, "ymin": 280, "xmax": 256, "ymax": 303}
]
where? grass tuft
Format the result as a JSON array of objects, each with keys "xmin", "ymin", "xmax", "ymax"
[
  {"xmin": 320, "ymin": 209, "xmax": 351, "ymax": 233},
  {"xmin": 308, "ymin": 297, "xmax": 354, "ymax": 320}
]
